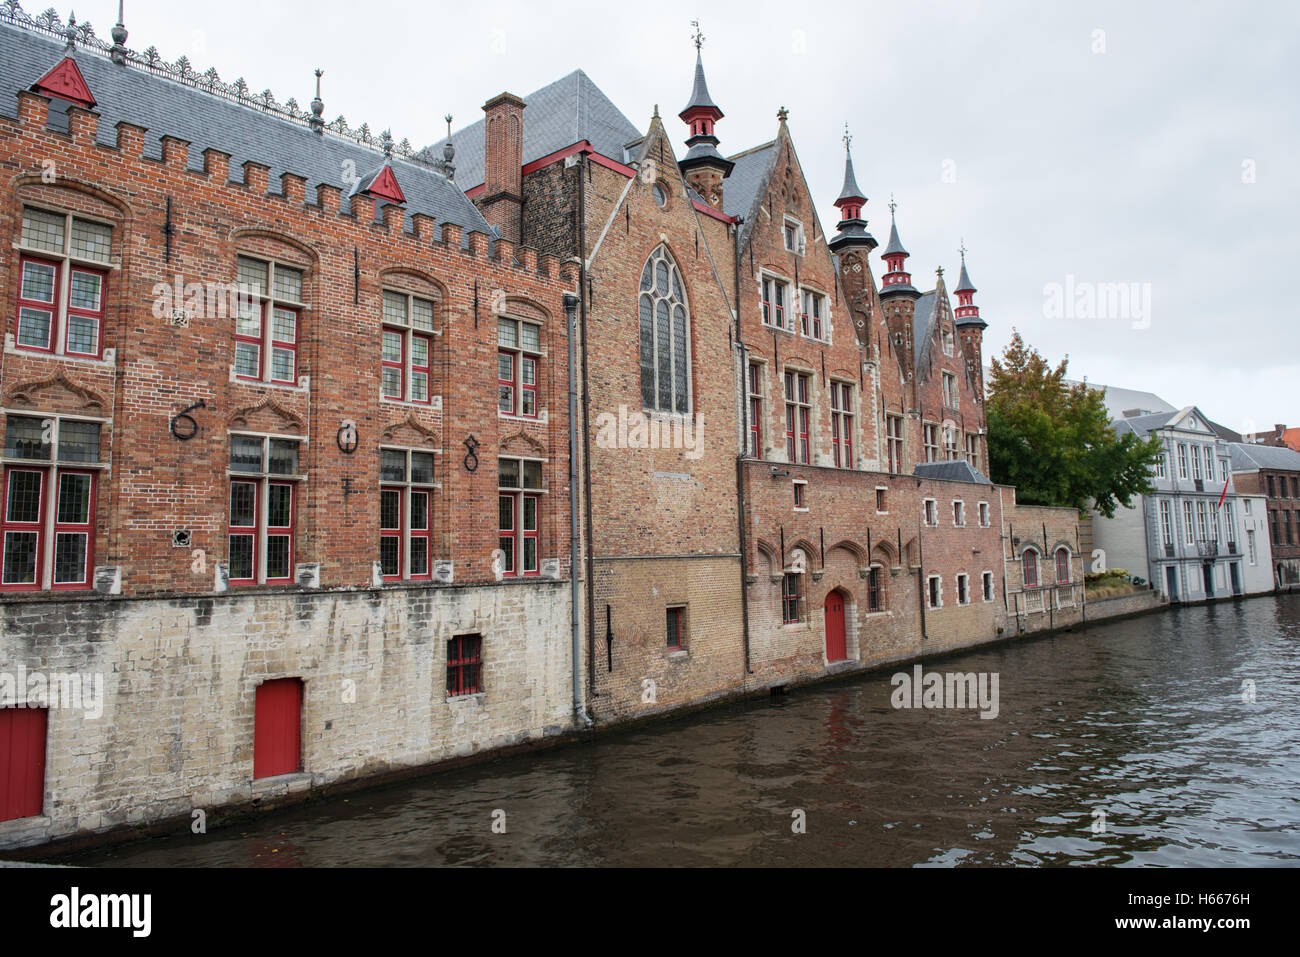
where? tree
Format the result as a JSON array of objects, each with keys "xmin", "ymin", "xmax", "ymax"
[{"xmin": 986, "ymin": 330, "xmax": 1162, "ymax": 517}]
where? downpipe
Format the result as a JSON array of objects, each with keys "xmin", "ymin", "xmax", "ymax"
[{"xmin": 564, "ymin": 290, "xmax": 594, "ymax": 729}]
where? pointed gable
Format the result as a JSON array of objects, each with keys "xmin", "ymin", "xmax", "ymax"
[
  {"xmin": 352, "ymin": 163, "xmax": 406, "ymax": 205},
  {"xmin": 32, "ymin": 55, "xmax": 95, "ymax": 109}
]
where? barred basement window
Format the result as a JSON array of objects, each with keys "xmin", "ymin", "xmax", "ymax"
[
  {"xmin": 781, "ymin": 572, "xmax": 801, "ymax": 623},
  {"xmin": 638, "ymin": 245, "xmax": 690, "ymax": 414},
  {"xmin": 228, "ymin": 433, "xmax": 301, "ymax": 585},
  {"xmin": 379, "ymin": 447, "xmax": 437, "ymax": 581},
  {"xmin": 382, "ymin": 289, "xmax": 436, "ymax": 404},
  {"xmin": 867, "ymin": 566, "xmax": 883, "ymax": 611},
  {"xmin": 446, "ymin": 634, "xmax": 482, "ymax": 696},
  {"xmin": 498, "ymin": 317, "xmax": 541, "ymax": 417},
  {"xmin": 15, "ymin": 206, "xmax": 112, "ymax": 359},
  {"xmin": 498, "ymin": 457, "xmax": 543, "ymax": 577},
  {"xmin": 235, "ymin": 255, "xmax": 304, "ymax": 385},
  {"xmin": 1, "ymin": 415, "xmax": 102, "ymax": 591}
]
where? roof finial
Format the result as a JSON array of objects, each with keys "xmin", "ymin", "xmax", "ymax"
[
  {"xmin": 445, "ymin": 113, "xmax": 453, "ymax": 141},
  {"xmin": 959, "ymin": 237, "xmax": 967, "ymax": 262},
  {"xmin": 64, "ymin": 11, "xmax": 77, "ymax": 52},
  {"xmin": 381, "ymin": 129, "xmax": 394, "ymax": 160},
  {"xmin": 888, "ymin": 192, "xmax": 897, "ymax": 220},
  {"xmin": 843, "ymin": 122, "xmax": 852, "ymax": 153},
  {"xmin": 777, "ymin": 105, "xmax": 788, "ymax": 123},
  {"xmin": 309, "ymin": 68, "xmax": 324, "ymax": 133},
  {"xmin": 691, "ymin": 18, "xmax": 704, "ymax": 49},
  {"xmin": 441, "ymin": 115, "xmax": 456, "ymax": 180},
  {"xmin": 936, "ymin": 266, "xmax": 944, "ymax": 279},
  {"xmin": 110, "ymin": 0, "xmax": 129, "ymax": 64},
  {"xmin": 653, "ymin": 103, "xmax": 660, "ymax": 119}
]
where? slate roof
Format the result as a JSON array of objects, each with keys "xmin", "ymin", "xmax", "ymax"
[
  {"xmin": 1111, "ymin": 411, "xmax": 1178, "ymax": 439},
  {"xmin": 954, "ymin": 259, "xmax": 976, "ymax": 293},
  {"xmin": 1228, "ymin": 442, "xmax": 1300, "ymax": 473},
  {"xmin": 911, "ymin": 290, "xmax": 938, "ymax": 368},
  {"xmin": 722, "ymin": 140, "xmax": 777, "ymax": 242},
  {"xmin": 836, "ymin": 151, "xmax": 865, "ymax": 203},
  {"xmin": 882, "ymin": 218, "xmax": 908, "ymax": 257},
  {"xmin": 913, "ymin": 460, "xmax": 993, "ymax": 485},
  {"xmin": 0, "ymin": 23, "xmax": 490, "ymax": 235},
  {"xmin": 1064, "ymin": 381, "xmax": 1177, "ymax": 421},
  {"xmin": 442, "ymin": 69, "xmax": 641, "ymax": 189},
  {"xmin": 681, "ymin": 51, "xmax": 719, "ymax": 114}
]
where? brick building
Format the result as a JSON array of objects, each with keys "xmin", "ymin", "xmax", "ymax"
[
  {"xmin": 0, "ymin": 11, "xmax": 1086, "ymax": 849},
  {"xmin": 1228, "ymin": 442, "xmax": 1300, "ymax": 589}
]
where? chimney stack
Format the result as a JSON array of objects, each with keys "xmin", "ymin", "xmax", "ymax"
[{"xmin": 478, "ymin": 92, "xmax": 525, "ymax": 243}]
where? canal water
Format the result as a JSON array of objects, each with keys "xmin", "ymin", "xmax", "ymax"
[{"xmin": 59, "ymin": 595, "xmax": 1300, "ymax": 867}]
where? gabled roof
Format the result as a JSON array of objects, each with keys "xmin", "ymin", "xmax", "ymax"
[
  {"xmin": 1064, "ymin": 381, "xmax": 1176, "ymax": 421},
  {"xmin": 722, "ymin": 140, "xmax": 777, "ymax": 242},
  {"xmin": 1111, "ymin": 406, "xmax": 1220, "ymax": 439},
  {"xmin": 443, "ymin": 69, "xmax": 641, "ymax": 189},
  {"xmin": 913, "ymin": 460, "xmax": 993, "ymax": 485},
  {"xmin": 350, "ymin": 161, "xmax": 405, "ymax": 206},
  {"xmin": 1228, "ymin": 442, "xmax": 1300, "ymax": 473},
  {"xmin": 912, "ymin": 290, "xmax": 938, "ymax": 368},
  {"xmin": 0, "ymin": 24, "xmax": 487, "ymax": 233},
  {"xmin": 32, "ymin": 54, "xmax": 95, "ymax": 108}
]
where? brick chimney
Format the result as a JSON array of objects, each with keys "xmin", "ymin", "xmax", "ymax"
[{"xmin": 478, "ymin": 92, "xmax": 525, "ymax": 243}]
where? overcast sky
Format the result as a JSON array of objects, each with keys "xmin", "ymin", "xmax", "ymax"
[{"xmin": 81, "ymin": 0, "xmax": 1299, "ymax": 434}]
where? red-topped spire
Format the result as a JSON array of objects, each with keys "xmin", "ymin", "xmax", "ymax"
[
  {"xmin": 833, "ymin": 124, "xmax": 866, "ymax": 222},
  {"xmin": 879, "ymin": 195, "xmax": 919, "ymax": 299},
  {"xmin": 954, "ymin": 240, "xmax": 985, "ymax": 327}
]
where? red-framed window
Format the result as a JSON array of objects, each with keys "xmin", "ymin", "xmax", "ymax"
[
  {"xmin": 499, "ymin": 457, "xmax": 542, "ymax": 577},
  {"xmin": 830, "ymin": 381, "xmax": 853, "ymax": 468},
  {"xmin": 781, "ymin": 572, "xmax": 801, "ymax": 623},
  {"xmin": 762, "ymin": 276, "xmax": 787, "ymax": 330},
  {"xmin": 2, "ymin": 415, "xmax": 101, "ymax": 592},
  {"xmin": 382, "ymin": 290, "xmax": 436, "ymax": 403},
  {"xmin": 228, "ymin": 434, "xmax": 301, "ymax": 586},
  {"xmin": 446, "ymin": 634, "xmax": 483, "ymax": 696},
  {"xmin": 14, "ymin": 207, "xmax": 113, "ymax": 360},
  {"xmin": 784, "ymin": 371, "xmax": 810, "ymax": 464},
  {"xmin": 379, "ymin": 448, "xmax": 436, "ymax": 582},
  {"xmin": 498, "ymin": 318, "xmax": 541, "ymax": 417},
  {"xmin": 886, "ymin": 414, "xmax": 904, "ymax": 473},
  {"xmin": 747, "ymin": 362, "xmax": 763, "ymax": 458},
  {"xmin": 235, "ymin": 256, "xmax": 304, "ymax": 385},
  {"xmin": 1022, "ymin": 549, "xmax": 1039, "ymax": 588},
  {"xmin": 1055, "ymin": 547, "xmax": 1071, "ymax": 584},
  {"xmin": 800, "ymin": 289, "xmax": 825, "ymax": 340},
  {"xmin": 666, "ymin": 606, "xmax": 686, "ymax": 649}
]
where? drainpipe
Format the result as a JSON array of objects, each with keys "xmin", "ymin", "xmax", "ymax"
[
  {"xmin": 576, "ymin": 154, "xmax": 599, "ymax": 719},
  {"xmin": 564, "ymin": 290, "xmax": 592, "ymax": 729}
]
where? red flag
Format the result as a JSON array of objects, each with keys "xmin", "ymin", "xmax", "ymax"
[{"xmin": 1217, "ymin": 477, "xmax": 1229, "ymax": 509}]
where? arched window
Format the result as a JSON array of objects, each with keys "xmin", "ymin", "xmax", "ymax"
[
  {"xmin": 1055, "ymin": 547, "xmax": 1071, "ymax": 584},
  {"xmin": 638, "ymin": 245, "xmax": 690, "ymax": 414},
  {"xmin": 1022, "ymin": 547, "xmax": 1039, "ymax": 588}
]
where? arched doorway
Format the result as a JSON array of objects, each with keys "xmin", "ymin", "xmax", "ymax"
[{"xmin": 825, "ymin": 590, "xmax": 847, "ymax": 662}]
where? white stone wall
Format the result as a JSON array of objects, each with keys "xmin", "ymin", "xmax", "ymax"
[{"xmin": 0, "ymin": 582, "xmax": 574, "ymax": 850}]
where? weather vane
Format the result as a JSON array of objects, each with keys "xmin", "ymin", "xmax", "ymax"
[
  {"xmin": 959, "ymin": 238, "xmax": 967, "ymax": 261},
  {"xmin": 691, "ymin": 19, "xmax": 704, "ymax": 49},
  {"xmin": 843, "ymin": 123, "xmax": 852, "ymax": 153},
  {"xmin": 889, "ymin": 192, "xmax": 897, "ymax": 218}
]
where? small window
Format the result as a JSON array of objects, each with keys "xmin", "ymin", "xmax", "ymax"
[
  {"xmin": 876, "ymin": 488, "xmax": 887, "ymax": 512},
  {"xmin": 447, "ymin": 634, "xmax": 483, "ymax": 696},
  {"xmin": 783, "ymin": 220, "xmax": 803, "ymax": 253},
  {"xmin": 1055, "ymin": 547, "xmax": 1071, "ymax": 584},
  {"xmin": 924, "ymin": 499, "xmax": 937, "ymax": 526},
  {"xmin": 956, "ymin": 573, "xmax": 969, "ymax": 605},
  {"xmin": 953, "ymin": 501, "xmax": 965, "ymax": 526},
  {"xmin": 982, "ymin": 571, "xmax": 994, "ymax": 602},
  {"xmin": 666, "ymin": 606, "xmax": 686, "ymax": 649},
  {"xmin": 793, "ymin": 480, "xmax": 807, "ymax": 510},
  {"xmin": 1022, "ymin": 549, "xmax": 1039, "ymax": 588},
  {"xmin": 927, "ymin": 575, "xmax": 941, "ymax": 609},
  {"xmin": 653, "ymin": 183, "xmax": 667, "ymax": 207},
  {"xmin": 978, "ymin": 502, "xmax": 990, "ymax": 527},
  {"xmin": 782, "ymin": 572, "xmax": 801, "ymax": 623},
  {"xmin": 867, "ymin": 566, "xmax": 883, "ymax": 612},
  {"xmin": 761, "ymin": 276, "xmax": 789, "ymax": 330}
]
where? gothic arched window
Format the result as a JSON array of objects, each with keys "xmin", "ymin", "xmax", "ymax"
[{"xmin": 638, "ymin": 245, "xmax": 690, "ymax": 414}]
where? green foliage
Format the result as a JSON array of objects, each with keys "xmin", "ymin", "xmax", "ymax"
[{"xmin": 986, "ymin": 331, "xmax": 1163, "ymax": 518}]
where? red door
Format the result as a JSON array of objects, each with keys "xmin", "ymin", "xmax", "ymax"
[
  {"xmin": 0, "ymin": 707, "xmax": 47, "ymax": 822},
  {"xmin": 254, "ymin": 679, "xmax": 302, "ymax": 779},
  {"xmin": 825, "ymin": 592, "xmax": 847, "ymax": 662}
]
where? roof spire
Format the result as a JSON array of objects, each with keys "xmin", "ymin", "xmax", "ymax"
[
  {"xmin": 879, "ymin": 195, "xmax": 918, "ymax": 300},
  {"xmin": 829, "ymin": 124, "xmax": 876, "ymax": 252},
  {"xmin": 110, "ymin": 1, "xmax": 129, "ymax": 64},
  {"xmin": 64, "ymin": 12, "xmax": 77, "ymax": 52},
  {"xmin": 309, "ymin": 68, "xmax": 324, "ymax": 133},
  {"xmin": 954, "ymin": 241, "xmax": 984, "ymax": 328},
  {"xmin": 381, "ymin": 129, "xmax": 394, "ymax": 160},
  {"xmin": 439, "ymin": 114, "xmax": 456, "ymax": 181},
  {"xmin": 678, "ymin": 23, "xmax": 733, "ymax": 188}
]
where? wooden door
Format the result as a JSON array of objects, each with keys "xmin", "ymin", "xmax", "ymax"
[
  {"xmin": 825, "ymin": 591, "xmax": 847, "ymax": 662},
  {"xmin": 253, "ymin": 679, "xmax": 302, "ymax": 779},
  {"xmin": 0, "ymin": 707, "xmax": 47, "ymax": 822}
]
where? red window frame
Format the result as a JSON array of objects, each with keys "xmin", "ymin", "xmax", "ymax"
[
  {"xmin": 520, "ymin": 355, "xmax": 538, "ymax": 418},
  {"xmin": 830, "ymin": 382, "xmax": 853, "ymax": 468},
  {"xmin": 14, "ymin": 255, "xmax": 59, "ymax": 354},
  {"xmin": 666, "ymin": 606, "xmax": 685, "ymax": 649},
  {"xmin": 1055, "ymin": 548, "xmax": 1071, "ymax": 584},
  {"xmin": 411, "ymin": 332, "xmax": 433, "ymax": 404},
  {"xmin": 498, "ymin": 350, "xmax": 516, "ymax": 414},
  {"xmin": 747, "ymin": 363, "xmax": 762, "ymax": 457},
  {"xmin": 446, "ymin": 634, "xmax": 482, "ymax": 696},
  {"xmin": 409, "ymin": 489, "xmax": 432, "ymax": 580},
  {"xmin": 498, "ymin": 492, "xmax": 516, "ymax": 577},
  {"xmin": 499, "ymin": 490, "xmax": 540, "ymax": 578},
  {"xmin": 234, "ymin": 306, "xmax": 264, "ymax": 382},
  {"xmin": 784, "ymin": 371, "xmax": 810, "ymax": 464},
  {"xmin": 264, "ymin": 481, "xmax": 295, "ymax": 584},
  {"xmin": 228, "ymin": 480, "xmax": 259, "ymax": 586},
  {"xmin": 381, "ymin": 326, "xmax": 405, "ymax": 400},
  {"xmin": 64, "ymin": 266, "xmax": 108, "ymax": 359},
  {"xmin": 380, "ymin": 486, "xmax": 403, "ymax": 581},
  {"xmin": 1, "ymin": 467, "xmax": 47, "ymax": 592},
  {"xmin": 1023, "ymin": 550, "xmax": 1039, "ymax": 588},
  {"xmin": 268, "ymin": 306, "xmax": 298, "ymax": 385},
  {"xmin": 51, "ymin": 470, "xmax": 95, "ymax": 590},
  {"xmin": 887, "ymin": 414, "xmax": 903, "ymax": 473},
  {"xmin": 762, "ymin": 278, "xmax": 786, "ymax": 329}
]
